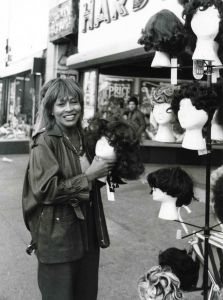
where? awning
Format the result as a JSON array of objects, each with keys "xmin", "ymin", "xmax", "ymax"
[{"xmin": 66, "ymin": 46, "xmax": 149, "ymax": 69}]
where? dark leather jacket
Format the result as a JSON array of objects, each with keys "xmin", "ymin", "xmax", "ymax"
[{"xmin": 22, "ymin": 124, "xmax": 109, "ymax": 264}]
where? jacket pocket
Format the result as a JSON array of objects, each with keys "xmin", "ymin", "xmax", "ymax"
[{"xmin": 36, "ymin": 208, "xmax": 84, "ymax": 263}]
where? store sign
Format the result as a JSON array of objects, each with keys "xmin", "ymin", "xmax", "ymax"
[
  {"xmin": 82, "ymin": 0, "xmax": 149, "ymax": 32},
  {"xmin": 49, "ymin": 0, "xmax": 75, "ymax": 42}
]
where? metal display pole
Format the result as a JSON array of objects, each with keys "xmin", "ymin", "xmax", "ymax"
[{"xmin": 203, "ymin": 61, "xmax": 212, "ymax": 300}]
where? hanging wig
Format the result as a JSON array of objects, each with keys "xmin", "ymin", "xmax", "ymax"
[
  {"xmin": 84, "ymin": 116, "xmax": 144, "ymax": 181},
  {"xmin": 170, "ymin": 82, "xmax": 220, "ymax": 122},
  {"xmin": 158, "ymin": 247, "xmax": 199, "ymax": 291},
  {"xmin": 182, "ymin": 0, "xmax": 223, "ymax": 61},
  {"xmin": 151, "ymin": 85, "xmax": 175, "ymax": 106},
  {"xmin": 138, "ymin": 9, "xmax": 188, "ymax": 57},
  {"xmin": 210, "ymin": 165, "xmax": 223, "ymax": 223},
  {"xmin": 137, "ymin": 265, "xmax": 183, "ymax": 300},
  {"xmin": 147, "ymin": 167, "xmax": 194, "ymax": 207}
]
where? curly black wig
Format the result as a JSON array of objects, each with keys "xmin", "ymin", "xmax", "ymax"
[
  {"xmin": 182, "ymin": 0, "xmax": 223, "ymax": 62},
  {"xmin": 84, "ymin": 117, "xmax": 144, "ymax": 181},
  {"xmin": 147, "ymin": 167, "xmax": 194, "ymax": 207},
  {"xmin": 138, "ymin": 9, "xmax": 188, "ymax": 57},
  {"xmin": 170, "ymin": 82, "xmax": 220, "ymax": 122},
  {"xmin": 158, "ymin": 247, "xmax": 199, "ymax": 291}
]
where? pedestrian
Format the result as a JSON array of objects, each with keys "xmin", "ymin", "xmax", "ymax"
[
  {"xmin": 22, "ymin": 78, "xmax": 115, "ymax": 300},
  {"xmin": 124, "ymin": 96, "xmax": 146, "ymax": 139}
]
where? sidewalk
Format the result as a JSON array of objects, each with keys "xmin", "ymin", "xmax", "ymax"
[{"xmin": 0, "ymin": 154, "xmax": 213, "ymax": 299}]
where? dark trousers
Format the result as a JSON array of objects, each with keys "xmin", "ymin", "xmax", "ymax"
[{"xmin": 38, "ymin": 246, "xmax": 100, "ymax": 300}]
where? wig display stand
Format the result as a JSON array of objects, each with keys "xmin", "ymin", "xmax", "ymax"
[{"xmin": 174, "ymin": 62, "xmax": 222, "ymax": 300}]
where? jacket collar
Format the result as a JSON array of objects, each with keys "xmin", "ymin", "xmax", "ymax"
[{"xmin": 46, "ymin": 123, "xmax": 63, "ymax": 137}]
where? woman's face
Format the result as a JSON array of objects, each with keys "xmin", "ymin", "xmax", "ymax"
[
  {"xmin": 178, "ymin": 98, "xmax": 208, "ymax": 129},
  {"xmin": 153, "ymin": 103, "xmax": 173, "ymax": 125},
  {"xmin": 52, "ymin": 95, "xmax": 82, "ymax": 130}
]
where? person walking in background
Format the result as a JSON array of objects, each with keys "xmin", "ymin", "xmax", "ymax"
[
  {"xmin": 22, "ymin": 78, "xmax": 115, "ymax": 300},
  {"xmin": 124, "ymin": 96, "xmax": 146, "ymax": 139}
]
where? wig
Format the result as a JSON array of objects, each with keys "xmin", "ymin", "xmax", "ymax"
[
  {"xmin": 137, "ymin": 265, "xmax": 183, "ymax": 300},
  {"xmin": 170, "ymin": 82, "xmax": 220, "ymax": 122},
  {"xmin": 210, "ymin": 165, "xmax": 223, "ymax": 223},
  {"xmin": 138, "ymin": 9, "xmax": 188, "ymax": 57},
  {"xmin": 158, "ymin": 247, "xmax": 199, "ymax": 291},
  {"xmin": 42, "ymin": 78, "xmax": 84, "ymax": 132},
  {"xmin": 147, "ymin": 167, "xmax": 194, "ymax": 207},
  {"xmin": 182, "ymin": 0, "xmax": 223, "ymax": 61},
  {"xmin": 84, "ymin": 116, "xmax": 144, "ymax": 181},
  {"xmin": 151, "ymin": 85, "xmax": 175, "ymax": 106}
]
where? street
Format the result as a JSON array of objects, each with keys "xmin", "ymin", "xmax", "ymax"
[{"xmin": 0, "ymin": 154, "xmax": 209, "ymax": 299}]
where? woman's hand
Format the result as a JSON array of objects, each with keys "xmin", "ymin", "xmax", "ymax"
[{"xmin": 85, "ymin": 156, "xmax": 115, "ymax": 182}]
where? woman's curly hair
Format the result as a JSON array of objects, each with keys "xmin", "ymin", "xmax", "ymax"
[
  {"xmin": 182, "ymin": 0, "xmax": 223, "ymax": 60},
  {"xmin": 151, "ymin": 85, "xmax": 175, "ymax": 106},
  {"xmin": 147, "ymin": 167, "xmax": 194, "ymax": 207},
  {"xmin": 137, "ymin": 265, "xmax": 183, "ymax": 300},
  {"xmin": 84, "ymin": 116, "xmax": 144, "ymax": 180},
  {"xmin": 138, "ymin": 9, "xmax": 188, "ymax": 57}
]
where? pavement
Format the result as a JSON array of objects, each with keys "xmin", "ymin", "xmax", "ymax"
[{"xmin": 0, "ymin": 154, "xmax": 216, "ymax": 300}]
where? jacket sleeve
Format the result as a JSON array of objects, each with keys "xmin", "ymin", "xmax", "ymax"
[
  {"xmin": 29, "ymin": 138, "xmax": 90, "ymax": 205},
  {"xmin": 136, "ymin": 111, "xmax": 146, "ymax": 136}
]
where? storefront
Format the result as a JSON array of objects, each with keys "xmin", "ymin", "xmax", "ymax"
[{"xmin": 66, "ymin": 0, "xmax": 211, "ymax": 163}]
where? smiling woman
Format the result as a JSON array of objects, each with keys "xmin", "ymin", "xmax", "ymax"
[{"xmin": 22, "ymin": 78, "xmax": 116, "ymax": 300}]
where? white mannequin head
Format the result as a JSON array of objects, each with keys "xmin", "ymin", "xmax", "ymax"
[
  {"xmin": 152, "ymin": 187, "xmax": 178, "ymax": 220},
  {"xmin": 152, "ymin": 102, "xmax": 175, "ymax": 142},
  {"xmin": 151, "ymin": 51, "xmax": 171, "ymax": 68},
  {"xmin": 152, "ymin": 86, "xmax": 175, "ymax": 142},
  {"xmin": 178, "ymin": 98, "xmax": 208, "ymax": 150},
  {"xmin": 95, "ymin": 136, "xmax": 116, "ymax": 161},
  {"xmin": 211, "ymin": 109, "xmax": 223, "ymax": 141},
  {"xmin": 191, "ymin": 5, "xmax": 220, "ymax": 61}
]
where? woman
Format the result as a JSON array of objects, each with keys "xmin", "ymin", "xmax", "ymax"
[{"xmin": 22, "ymin": 78, "xmax": 115, "ymax": 300}]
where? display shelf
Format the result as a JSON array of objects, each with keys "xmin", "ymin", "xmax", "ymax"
[{"xmin": 140, "ymin": 140, "xmax": 223, "ymax": 165}]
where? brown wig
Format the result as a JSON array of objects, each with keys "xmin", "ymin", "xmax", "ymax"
[
  {"xmin": 84, "ymin": 117, "xmax": 144, "ymax": 181},
  {"xmin": 147, "ymin": 167, "xmax": 194, "ymax": 207},
  {"xmin": 138, "ymin": 9, "xmax": 188, "ymax": 57}
]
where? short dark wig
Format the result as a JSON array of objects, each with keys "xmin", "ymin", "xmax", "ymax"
[
  {"xmin": 138, "ymin": 9, "xmax": 188, "ymax": 57},
  {"xmin": 170, "ymin": 82, "xmax": 220, "ymax": 122},
  {"xmin": 159, "ymin": 247, "xmax": 199, "ymax": 291},
  {"xmin": 84, "ymin": 117, "xmax": 144, "ymax": 181},
  {"xmin": 42, "ymin": 78, "xmax": 84, "ymax": 131},
  {"xmin": 147, "ymin": 167, "xmax": 194, "ymax": 207},
  {"xmin": 182, "ymin": 0, "xmax": 223, "ymax": 62}
]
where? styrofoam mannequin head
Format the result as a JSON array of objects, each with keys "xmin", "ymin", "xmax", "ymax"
[
  {"xmin": 178, "ymin": 98, "xmax": 208, "ymax": 150},
  {"xmin": 152, "ymin": 103, "xmax": 175, "ymax": 142},
  {"xmin": 153, "ymin": 103, "xmax": 174, "ymax": 125},
  {"xmin": 95, "ymin": 136, "xmax": 116, "ymax": 161},
  {"xmin": 178, "ymin": 98, "xmax": 208, "ymax": 130},
  {"xmin": 211, "ymin": 109, "xmax": 223, "ymax": 141},
  {"xmin": 191, "ymin": 5, "xmax": 220, "ymax": 61},
  {"xmin": 151, "ymin": 51, "xmax": 171, "ymax": 68},
  {"xmin": 152, "ymin": 187, "xmax": 178, "ymax": 220}
]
